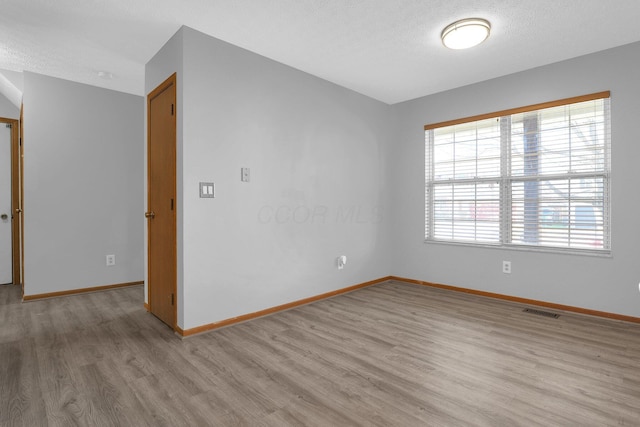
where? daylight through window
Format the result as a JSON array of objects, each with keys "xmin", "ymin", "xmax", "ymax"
[{"xmin": 424, "ymin": 92, "xmax": 610, "ymax": 253}]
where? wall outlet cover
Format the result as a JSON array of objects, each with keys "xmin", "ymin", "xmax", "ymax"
[{"xmin": 502, "ymin": 260, "xmax": 511, "ymax": 274}]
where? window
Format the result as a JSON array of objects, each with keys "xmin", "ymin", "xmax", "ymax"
[{"xmin": 425, "ymin": 92, "xmax": 610, "ymax": 254}]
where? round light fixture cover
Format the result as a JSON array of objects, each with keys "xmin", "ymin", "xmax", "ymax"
[{"xmin": 441, "ymin": 18, "xmax": 491, "ymax": 50}]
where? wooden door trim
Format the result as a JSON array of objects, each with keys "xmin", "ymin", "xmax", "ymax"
[
  {"xmin": 146, "ymin": 73, "xmax": 178, "ymax": 330},
  {"xmin": 0, "ymin": 116, "xmax": 21, "ymax": 285},
  {"xmin": 10, "ymin": 117, "xmax": 19, "ymax": 285},
  {"xmin": 20, "ymin": 105, "xmax": 23, "ymax": 292}
]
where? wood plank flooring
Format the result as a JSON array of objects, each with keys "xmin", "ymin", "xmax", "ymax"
[{"xmin": 1, "ymin": 280, "xmax": 640, "ymax": 426}]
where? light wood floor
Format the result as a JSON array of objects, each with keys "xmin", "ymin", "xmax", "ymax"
[{"xmin": 2, "ymin": 280, "xmax": 640, "ymax": 426}]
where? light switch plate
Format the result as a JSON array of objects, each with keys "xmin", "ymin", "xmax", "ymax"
[
  {"xmin": 241, "ymin": 167, "xmax": 250, "ymax": 182},
  {"xmin": 199, "ymin": 182, "xmax": 215, "ymax": 198}
]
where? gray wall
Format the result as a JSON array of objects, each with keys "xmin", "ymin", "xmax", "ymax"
[
  {"xmin": 0, "ymin": 93, "xmax": 19, "ymax": 119},
  {"xmin": 0, "ymin": 69, "xmax": 23, "ymax": 111},
  {"xmin": 147, "ymin": 27, "xmax": 393, "ymax": 330},
  {"xmin": 23, "ymin": 72, "xmax": 144, "ymax": 296},
  {"xmin": 391, "ymin": 42, "xmax": 640, "ymax": 317},
  {"xmin": 144, "ymin": 28, "xmax": 640, "ymax": 328},
  {"xmin": 0, "ymin": 69, "xmax": 24, "ymax": 93}
]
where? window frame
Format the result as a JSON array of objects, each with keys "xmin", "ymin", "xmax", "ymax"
[{"xmin": 424, "ymin": 91, "xmax": 611, "ymax": 255}]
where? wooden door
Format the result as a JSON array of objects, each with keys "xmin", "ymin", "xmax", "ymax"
[{"xmin": 147, "ymin": 74, "xmax": 177, "ymax": 329}]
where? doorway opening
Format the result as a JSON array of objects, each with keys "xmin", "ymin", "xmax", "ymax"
[{"xmin": 0, "ymin": 115, "xmax": 22, "ymax": 287}]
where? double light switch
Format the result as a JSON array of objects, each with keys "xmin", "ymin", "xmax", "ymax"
[{"xmin": 199, "ymin": 182, "xmax": 215, "ymax": 198}]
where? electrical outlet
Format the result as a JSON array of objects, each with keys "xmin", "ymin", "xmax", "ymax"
[
  {"xmin": 337, "ymin": 255, "xmax": 347, "ymax": 270},
  {"xmin": 502, "ymin": 260, "xmax": 511, "ymax": 274},
  {"xmin": 106, "ymin": 254, "xmax": 116, "ymax": 266}
]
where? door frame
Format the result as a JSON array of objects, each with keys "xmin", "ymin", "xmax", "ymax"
[
  {"xmin": 0, "ymin": 115, "xmax": 22, "ymax": 286},
  {"xmin": 146, "ymin": 73, "xmax": 177, "ymax": 330}
]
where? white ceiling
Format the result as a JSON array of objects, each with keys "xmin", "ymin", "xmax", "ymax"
[{"xmin": 2, "ymin": 0, "xmax": 640, "ymax": 104}]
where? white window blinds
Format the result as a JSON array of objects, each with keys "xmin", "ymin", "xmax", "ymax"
[{"xmin": 425, "ymin": 92, "xmax": 611, "ymax": 253}]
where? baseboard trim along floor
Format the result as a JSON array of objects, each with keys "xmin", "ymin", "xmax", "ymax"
[
  {"xmin": 177, "ymin": 276, "xmax": 393, "ymax": 337},
  {"xmin": 392, "ymin": 276, "xmax": 640, "ymax": 324},
  {"xmin": 179, "ymin": 275, "xmax": 640, "ymax": 337},
  {"xmin": 22, "ymin": 281, "xmax": 144, "ymax": 301},
  {"xmin": 21, "ymin": 276, "xmax": 639, "ymax": 332}
]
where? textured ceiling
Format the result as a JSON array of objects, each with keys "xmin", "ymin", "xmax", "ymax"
[{"xmin": 2, "ymin": 0, "xmax": 640, "ymax": 104}]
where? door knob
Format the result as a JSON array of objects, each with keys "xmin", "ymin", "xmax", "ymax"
[
  {"xmin": 15, "ymin": 208, "xmax": 22, "ymax": 213},
  {"xmin": 145, "ymin": 211, "xmax": 155, "ymax": 219},
  {"xmin": 0, "ymin": 214, "xmax": 7, "ymax": 220}
]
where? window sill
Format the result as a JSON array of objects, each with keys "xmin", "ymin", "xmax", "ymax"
[{"xmin": 423, "ymin": 239, "xmax": 612, "ymax": 258}]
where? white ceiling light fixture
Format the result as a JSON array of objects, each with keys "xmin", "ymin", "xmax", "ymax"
[{"xmin": 441, "ymin": 18, "xmax": 491, "ymax": 50}]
